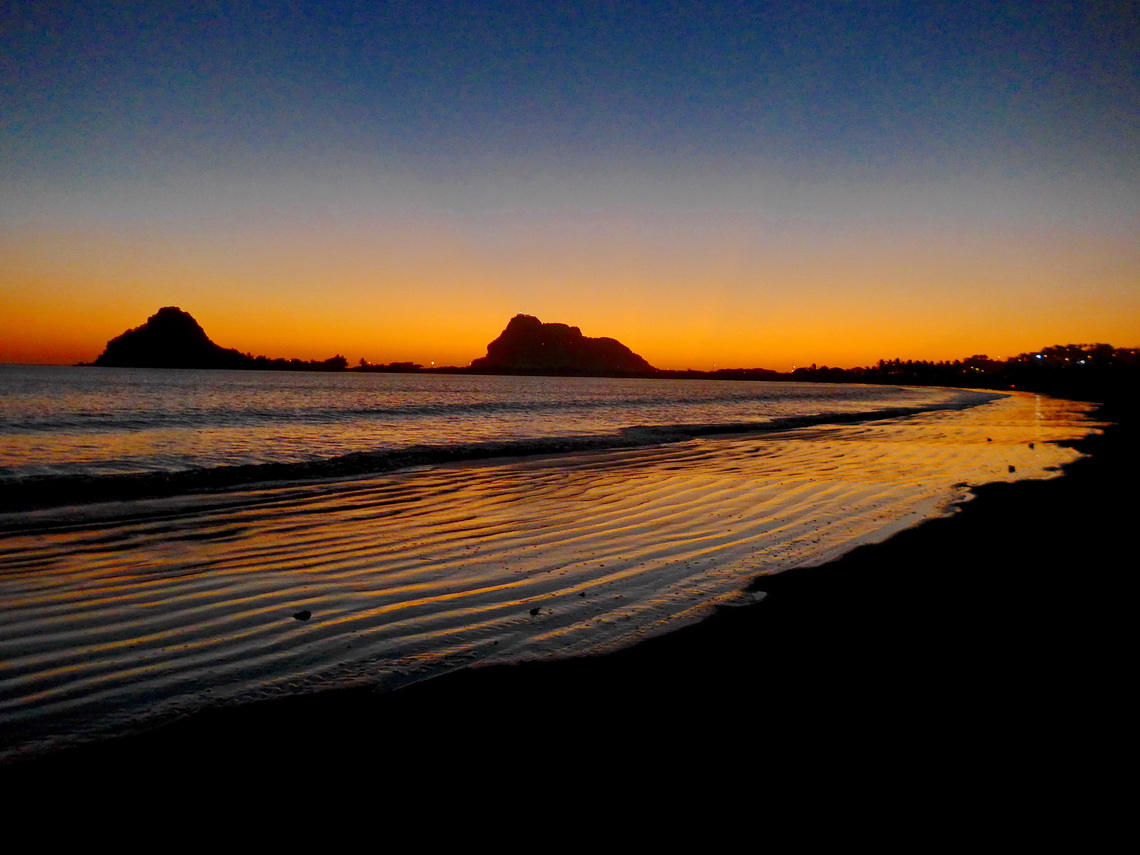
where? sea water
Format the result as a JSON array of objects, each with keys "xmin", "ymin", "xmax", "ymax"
[
  {"xmin": 2, "ymin": 365, "xmax": 983, "ymax": 485},
  {"xmin": 0, "ymin": 366, "xmax": 1100, "ymax": 759}
]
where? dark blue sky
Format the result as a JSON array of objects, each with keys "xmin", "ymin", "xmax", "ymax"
[{"xmin": 6, "ymin": 1, "xmax": 1136, "ymax": 180}]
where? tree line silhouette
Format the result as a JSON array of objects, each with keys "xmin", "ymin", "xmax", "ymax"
[{"xmin": 778, "ymin": 343, "xmax": 1139, "ymax": 396}]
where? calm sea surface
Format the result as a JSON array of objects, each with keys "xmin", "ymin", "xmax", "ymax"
[
  {"xmin": 0, "ymin": 366, "xmax": 1101, "ymax": 760},
  {"xmin": 0, "ymin": 366, "xmax": 983, "ymax": 487}
]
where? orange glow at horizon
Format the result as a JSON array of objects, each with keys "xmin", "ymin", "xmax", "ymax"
[
  {"xmin": 5, "ymin": 3, "xmax": 1139, "ymax": 375},
  {"xmin": 3, "ymin": 203, "xmax": 1138, "ymax": 370}
]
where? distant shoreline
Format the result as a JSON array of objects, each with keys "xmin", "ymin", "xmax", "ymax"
[
  {"xmin": 73, "ymin": 305, "xmax": 1138, "ymax": 395},
  {"xmin": 75, "ymin": 350, "xmax": 1138, "ymax": 399}
]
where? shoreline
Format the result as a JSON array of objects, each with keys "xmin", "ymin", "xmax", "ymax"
[{"xmin": 5, "ymin": 393, "xmax": 1133, "ymax": 790}]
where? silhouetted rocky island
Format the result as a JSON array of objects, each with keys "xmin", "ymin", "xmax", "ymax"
[
  {"xmin": 88, "ymin": 307, "xmax": 347, "ymax": 371},
  {"xmin": 469, "ymin": 314, "xmax": 655, "ymax": 376},
  {"xmin": 91, "ymin": 307, "xmax": 247, "ymax": 368}
]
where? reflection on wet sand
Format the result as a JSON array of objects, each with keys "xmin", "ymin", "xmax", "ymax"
[{"xmin": 0, "ymin": 392, "xmax": 1099, "ymax": 759}]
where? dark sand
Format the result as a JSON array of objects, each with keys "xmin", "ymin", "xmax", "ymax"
[{"xmin": 7, "ymin": 395, "xmax": 1134, "ymax": 804}]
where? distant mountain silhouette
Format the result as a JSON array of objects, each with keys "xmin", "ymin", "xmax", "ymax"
[
  {"xmin": 90, "ymin": 307, "xmax": 348, "ymax": 371},
  {"xmin": 92, "ymin": 307, "xmax": 250, "ymax": 368},
  {"xmin": 470, "ymin": 314, "xmax": 655, "ymax": 375}
]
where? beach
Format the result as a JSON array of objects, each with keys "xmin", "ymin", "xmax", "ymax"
[
  {"xmin": 7, "ymin": 2, "xmax": 1138, "ymax": 824},
  {"xmin": 3, "ymin": 388, "xmax": 1131, "ymax": 800}
]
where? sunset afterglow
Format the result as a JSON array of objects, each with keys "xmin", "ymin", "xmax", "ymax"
[{"xmin": 3, "ymin": 2, "xmax": 1137, "ymax": 369}]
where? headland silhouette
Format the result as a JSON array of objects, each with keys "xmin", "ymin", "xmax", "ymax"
[
  {"xmin": 83, "ymin": 306, "xmax": 1138, "ymax": 398},
  {"xmin": 469, "ymin": 314, "xmax": 655, "ymax": 375},
  {"xmin": 88, "ymin": 307, "xmax": 348, "ymax": 371}
]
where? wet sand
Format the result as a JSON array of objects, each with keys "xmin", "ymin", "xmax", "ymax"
[{"xmin": 6, "ymin": 394, "xmax": 1134, "ymax": 803}]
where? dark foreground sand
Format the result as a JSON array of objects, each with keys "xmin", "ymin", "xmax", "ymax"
[{"xmin": 7, "ymin": 395, "xmax": 1134, "ymax": 807}]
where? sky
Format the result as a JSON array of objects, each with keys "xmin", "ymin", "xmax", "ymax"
[{"xmin": 2, "ymin": 0, "xmax": 1137, "ymax": 369}]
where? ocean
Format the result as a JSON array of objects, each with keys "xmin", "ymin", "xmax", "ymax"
[{"xmin": 0, "ymin": 366, "xmax": 1100, "ymax": 760}]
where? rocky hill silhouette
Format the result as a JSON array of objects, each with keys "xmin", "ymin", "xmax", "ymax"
[
  {"xmin": 470, "ymin": 314, "xmax": 654, "ymax": 375},
  {"xmin": 92, "ymin": 307, "xmax": 250, "ymax": 368},
  {"xmin": 90, "ymin": 307, "xmax": 347, "ymax": 371}
]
